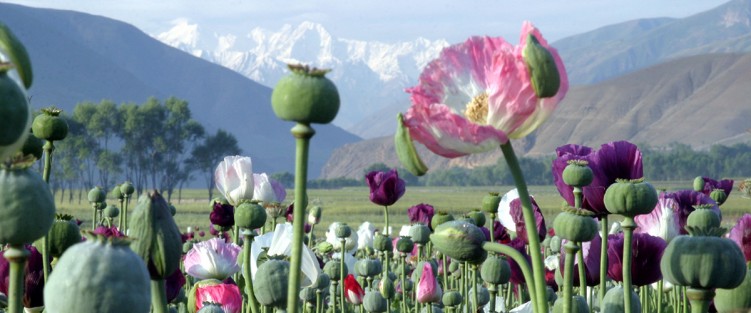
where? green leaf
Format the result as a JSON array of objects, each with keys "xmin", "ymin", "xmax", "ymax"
[{"xmin": 0, "ymin": 22, "xmax": 33, "ymax": 88}]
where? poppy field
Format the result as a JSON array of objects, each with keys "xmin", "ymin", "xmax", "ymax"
[{"xmin": 2, "ymin": 19, "xmax": 751, "ymax": 313}]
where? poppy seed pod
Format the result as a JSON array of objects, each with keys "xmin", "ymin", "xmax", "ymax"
[
  {"xmin": 87, "ymin": 186, "xmax": 106, "ymax": 203},
  {"xmin": 395, "ymin": 236, "xmax": 414, "ymax": 254},
  {"xmin": 660, "ymin": 235, "xmax": 747, "ymax": 289},
  {"xmin": 442, "ymin": 291, "xmax": 462, "ymax": 307},
  {"xmin": 373, "ymin": 233, "xmax": 392, "ymax": 252},
  {"xmin": 686, "ymin": 205, "xmax": 721, "ymax": 232},
  {"xmin": 0, "ymin": 66, "xmax": 31, "ymax": 161},
  {"xmin": 468, "ymin": 285, "xmax": 490, "ymax": 308},
  {"xmin": 562, "ymin": 160, "xmax": 593, "ymax": 188},
  {"xmin": 104, "ymin": 204, "xmax": 119, "ymax": 218},
  {"xmin": 44, "ymin": 214, "xmax": 81, "ymax": 258},
  {"xmin": 553, "ymin": 208, "xmax": 598, "ymax": 242},
  {"xmin": 467, "ymin": 210, "xmax": 486, "ymax": 227},
  {"xmin": 129, "ymin": 191, "xmax": 183, "ymax": 279},
  {"xmin": 356, "ymin": 258, "xmax": 382, "ymax": 278},
  {"xmin": 604, "ymin": 178, "xmax": 658, "ymax": 218},
  {"xmin": 312, "ymin": 273, "xmax": 331, "ymax": 291},
  {"xmin": 197, "ymin": 303, "xmax": 225, "ymax": 313},
  {"xmin": 480, "ymin": 255, "xmax": 511, "ymax": 285},
  {"xmin": 364, "ymin": 290, "xmax": 388, "ymax": 313},
  {"xmin": 601, "ymin": 285, "xmax": 641, "ymax": 313},
  {"xmin": 111, "ymin": 185, "xmax": 123, "ymax": 200},
  {"xmin": 32, "ymin": 107, "xmax": 68, "ymax": 141},
  {"xmin": 714, "ymin": 267, "xmax": 751, "ymax": 313},
  {"xmin": 710, "ymin": 189, "xmax": 728, "ymax": 205},
  {"xmin": 409, "ymin": 224, "xmax": 431, "ymax": 245},
  {"xmin": 323, "ymin": 260, "xmax": 345, "ymax": 281},
  {"xmin": 234, "ymin": 201, "xmax": 267, "ymax": 229},
  {"xmin": 335, "ymin": 223, "xmax": 352, "ymax": 239},
  {"xmin": 253, "ymin": 259, "xmax": 290, "ymax": 308},
  {"xmin": 552, "ymin": 295, "xmax": 589, "ymax": 313},
  {"xmin": 431, "ymin": 211, "xmax": 455, "ymax": 230},
  {"xmin": 430, "ymin": 220, "xmax": 487, "ymax": 265},
  {"xmin": 271, "ymin": 64, "xmax": 340, "ymax": 124},
  {"xmin": 21, "ymin": 131, "xmax": 43, "ymax": 160},
  {"xmin": 120, "ymin": 181, "xmax": 135, "ymax": 196},
  {"xmin": 0, "ymin": 165, "xmax": 55, "ymax": 245}
]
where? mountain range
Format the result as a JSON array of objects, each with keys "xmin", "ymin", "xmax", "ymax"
[{"xmin": 0, "ymin": 3, "xmax": 360, "ymax": 178}]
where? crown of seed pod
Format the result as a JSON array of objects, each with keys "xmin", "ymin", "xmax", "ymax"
[
  {"xmin": 271, "ymin": 64, "xmax": 340, "ymax": 124},
  {"xmin": 32, "ymin": 106, "xmax": 68, "ymax": 141},
  {"xmin": 129, "ymin": 191, "xmax": 183, "ymax": 279}
]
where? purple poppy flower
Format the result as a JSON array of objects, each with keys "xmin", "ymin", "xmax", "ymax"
[
  {"xmin": 210, "ymin": 200, "xmax": 235, "ymax": 228},
  {"xmin": 559, "ymin": 234, "xmax": 601, "ymax": 287},
  {"xmin": 492, "ymin": 220, "xmax": 511, "ymax": 244},
  {"xmin": 365, "ymin": 169, "xmax": 406, "ymax": 207},
  {"xmin": 634, "ymin": 195, "xmax": 680, "ymax": 243},
  {"xmin": 285, "ymin": 202, "xmax": 295, "ymax": 223},
  {"xmin": 665, "ymin": 190, "xmax": 720, "ymax": 235},
  {"xmin": 408, "ymin": 203, "xmax": 435, "ymax": 228},
  {"xmin": 552, "ymin": 141, "xmax": 643, "ymax": 217},
  {"xmin": 165, "ymin": 268, "xmax": 186, "ymax": 303},
  {"xmin": 728, "ymin": 213, "xmax": 751, "ymax": 262},
  {"xmin": 507, "ymin": 238, "xmax": 532, "ymax": 284},
  {"xmin": 698, "ymin": 176, "xmax": 734, "ymax": 198},
  {"xmin": 93, "ymin": 225, "xmax": 125, "ymax": 238},
  {"xmin": 509, "ymin": 197, "xmax": 546, "ymax": 244},
  {"xmin": 606, "ymin": 232, "xmax": 666, "ymax": 286},
  {"xmin": 0, "ymin": 245, "xmax": 46, "ymax": 309}
]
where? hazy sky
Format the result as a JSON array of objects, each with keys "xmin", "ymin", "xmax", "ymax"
[{"xmin": 4, "ymin": 0, "xmax": 731, "ymax": 43}]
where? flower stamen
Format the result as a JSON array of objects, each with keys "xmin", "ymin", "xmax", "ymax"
[{"xmin": 464, "ymin": 92, "xmax": 488, "ymax": 124}]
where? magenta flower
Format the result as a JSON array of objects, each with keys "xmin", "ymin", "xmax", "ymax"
[
  {"xmin": 634, "ymin": 195, "xmax": 680, "ymax": 243},
  {"xmin": 407, "ymin": 203, "xmax": 435, "ymax": 228},
  {"xmin": 194, "ymin": 282, "xmax": 242, "ymax": 313},
  {"xmin": 606, "ymin": 233, "xmax": 667, "ymax": 286},
  {"xmin": 402, "ymin": 22, "xmax": 567, "ymax": 158},
  {"xmin": 184, "ymin": 238, "xmax": 242, "ymax": 280},
  {"xmin": 499, "ymin": 189, "xmax": 546, "ymax": 244},
  {"xmin": 165, "ymin": 268, "xmax": 186, "ymax": 303},
  {"xmin": 210, "ymin": 201, "xmax": 235, "ymax": 228},
  {"xmin": 698, "ymin": 176, "xmax": 734, "ymax": 197},
  {"xmin": 665, "ymin": 189, "xmax": 720, "ymax": 234},
  {"xmin": 92, "ymin": 225, "xmax": 125, "ymax": 238},
  {"xmin": 552, "ymin": 141, "xmax": 643, "ymax": 217},
  {"xmin": 365, "ymin": 169, "xmax": 406, "ymax": 206},
  {"xmin": 728, "ymin": 213, "xmax": 751, "ymax": 261},
  {"xmin": 253, "ymin": 173, "xmax": 286, "ymax": 204},
  {"xmin": 507, "ymin": 238, "xmax": 532, "ymax": 284},
  {"xmin": 344, "ymin": 274, "xmax": 365, "ymax": 305},
  {"xmin": 0, "ymin": 246, "xmax": 46, "ymax": 309},
  {"xmin": 416, "ymin": 262, "xmax": 442, "ymax": 303}
]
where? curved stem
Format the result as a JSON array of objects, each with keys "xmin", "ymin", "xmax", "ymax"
[
  {"xmin": 151, "ymin": 279, "xmax": 169, "ymax": 313},
  {"xmin": 563, "ymin": 242, "xmax": 579, "ymax": 313},
  {"xmin": 499, "ymin": 143, "xmax": 547, "ymax": 313},
  {"xmin": 5, "ymin": 245, "xmax": 29, "ymax": 313},
  {"xmin": 482, "ymin": 242, "xmax": 537, "ymax": 310},
  {"xmin": 287, "ymin": 123, "xmax": 315, "ymax": 313},
  {"xmin": 244, "ymin": 232, "xmax": 260, "ymax": 313},
  {"xmin": 621, "ymin": 217, "xmax": 636, "ymax": 313},
  {"xmin": 598, "ymin": 215, "xmax": 609, "ymax": 307}
]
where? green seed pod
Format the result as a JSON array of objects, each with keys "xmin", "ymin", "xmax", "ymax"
[
  {"xmin": 235, "ymin": 201, "xmax": 267, "ymax": 229},
  {"xmin": 480, "ymin": 255, "xmax": 511, "ymax": 285},
  {"xmin": 271, "ymin": 64, "xmax": 340, "ymax": 124},
  {"xmin": 364, "ymin": 291, "xmax": 388, "ymax": 313},
  {"xmin": 0, "ymin": 165, "xmax": 55, "ymax": 245},
  {"xmin": 335, "ymin": 223, "xmax": 352, "ymax": 239},
  {"xmin": 21, "ymin": 131, "xmax": 43, "ymax": 160},
  {"xmin": 522, "ymin": 34, "xmax": 561, "ymax": 98},
  {"xmin": 111, "ymin": 185, "xmax": 123, "ymax": 200},
  {"xmin": 395, "ymin": 236, "xmax": 414, "ymax": 254},
  {"xmin": 104, "ymin": 204, "xmax": 120, "ymax": 218},
  {"xmin": 466, "ymin": 210, "xmax": 486, "ymax": 227},
  {"xmin": 253, "ymin": 259, "xmax": 290, "ymax": 308},
  {"xmin": 379, "ymin": 276, "xmax": 395, "ymax": 300},
  {"xmin": 402, "ymin": 279, "xmax": 414, "ymax": 292},
  {"xmin": 168, "ymin": 203, "xmax": 177, "ymax": 216},
  {"xmin": 31, "ymin": 107, "xmax": 68, "ymax": 141},
  {"xmin": 553, "ymin": 208, "xmax": 598, "ymax": 242},
  {"xmin": 409, "ymin": 224, "xmax": 431, "ymax": 245},
  {"xmin": 323, "ymin": 260, "xmax": 345, "ymax": 281},
  {"xmin": 552, "ymin": 295, "xmax": 589, "ymax": 313},
  {"xmin": 120, "ymin": 181, "xmax": 135, "ymax": 196},
  {"xmin": 431, "ymin": 211, "xmax": 455, "ymax": 230},
  {"xmin": 0, "ymin": 67, "xmax": 30, "ymax": 161},
  {"xmin": 686, "ymin": 205, "xmax": 721, "ymax": 233},
  {"xmin": 468, "ymin": 285, "xmax": 490, "ymax": 308},
  {"xmin": 693, "ymin": 176, "xmax": 705, "ymax": 192},
  {"xmin": 481, "ymin": 193, "xmax": 501, "ymax": 214},
  {"xmin": 312, "ymin": 273, "xmax": 331, "ymax": 291},
  {"xmin": 197, "ymin": 303, "xmax": 225, "ymax": 313},
  {"xmin": 299, "ymin": 287, "xmax": 317, "ymax": 303},
  {"xmin": 660, "ymin": 235, "xmax": 747, "ymax": 289},
  {"xmin": 601, "ymin": 286, "xmax": 640, "ymax": 313},
  {"xmin": 356, "ymin": 258, "xmax": 382, "ymax": 278},
  {"xmin": 317, "ymin": 241, "xmax": 334, "ymax": 254},
  {"xmin": 88, "ymin": 186, "xmax": 106, "ymax": 203},
  {"xmin": 430, "ymin": 220, "xmax": 487, "ymax": 265},
  {"xmin": 714, "ymin": 264, "xmax": 751, "ymax": 313},
  {"xmin": 550, "ymin": 236, "xmax": 562, "ymax": 252},
  {"xmin": 603, "ymin": 178, "xmax": 658, "ymax": 218},
  {"xmin": 710, "ymin": 189, "xmax": 728, "ymax": 206},
  {"xmin": 46, "ymin": 214, "xmax": 81, "ymax": 258},
  {"xmin": 129, "ymin": 191, "xmax": 183, "ymax": 279},
  {"xmin": 562, "ymin": 160, "xmax": 594, "ymax": 188},
  {"xmin": 373, "ymin": 233, "xmax": 392, "ymax": 252},
  {"xmin": 442, "ymin": 291, "xmax": 462, "ymax": 307},
  {"xmin": 43, "ymin": 235, "xmax": 151, "ymax": 313}
]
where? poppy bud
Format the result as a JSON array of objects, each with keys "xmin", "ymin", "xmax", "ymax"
[
  {"xmin": 32, "ymin": 106, "xmax": 68, "ymax": 141},
  {"xmin": 379, "ymin": 276, "xmax": 395, "ymax": 300},
  {"xmin": 129, "ymin": 191, "xmax": 183, "ymax": 279},
  {"xmin": 522, "ymin": 34, "xmax": 561, "ymax": 98},
  {"xmin": 308, "ymin": 205, "xmax": 322, "ymax": 225},
  {"xmin": 693, "ymin": 176, "xmax": 705, "ymax": 192}
]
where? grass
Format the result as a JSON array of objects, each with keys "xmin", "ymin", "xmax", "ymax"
[{"xmin": 54, "ymin": 182, "xmax": 751, "ymax": 239}]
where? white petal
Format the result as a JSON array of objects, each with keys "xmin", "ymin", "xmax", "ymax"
[{"xmin": 497, "ymin": 189, "xmax": 518, "ymax": 232}]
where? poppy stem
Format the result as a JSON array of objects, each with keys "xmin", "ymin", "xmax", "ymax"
[
  {"xmin": 41, "ymin": 140, "xmax": 55, "ymax": 284},
  {"xmin": 685, "ymin": 288, "xmax": 713, "ymax": 313},
  {"xmin": 499, "ymin": 142, "xmax": 547, "ymax": 313},
  {"xmin": 287, "ymin": 123, "xmax": 315, "ymax": 313},
  {"xmin": 481, "ymin": 242, "xmax": 537, "ymax": 311},
  {"xmin": 5, "ymin": 245, "xmax": 28, "ymax": 313},
  {"xmin": 150, "ymin": 279, "xmax": 169, "ymax": 313},
  {"xmin": 243, "ymin": 231, "xmax": 260, "ymax": 313},
  {"xmin": 599, "ymin": 215, "xmax": 609, "ymax": 308},
  {"xmin": 563, "ymin": 241, "xmax": 579, "ymax": 313},
  {"xmin": 622, "ymin": 217, "xmax": 636, "ymax": 313},
  {"xmin": 576, "ymin": 243, "xmax": 587, "ymax": 298}
]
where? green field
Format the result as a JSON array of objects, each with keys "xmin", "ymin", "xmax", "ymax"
[{"xmin": 55, "ymin": 182, "xmax": 751, "ymax": 239}]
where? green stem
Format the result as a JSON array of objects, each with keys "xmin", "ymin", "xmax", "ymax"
[
  {"xmin": 287, "ymin": 123, "xmax": 315, "ymax": 313},
  {"xmin": 402, "ymin": 255, "xmax": 408, "ymax": 313},
  {"xmin": 573, "ymin": 187, "xmax": 583, "ymax": 210},
  {"xmin": 123, "ymin": 195, "xmax": 131, "ymax": 233},
  {"xmin": 499, "ymin": 142, "xmax": 547, "ymax": 313},
  {"xmin": 621, "ymin": 217, "xmax": 636, "ymax": 313},
  {"xmin": 657, "ymin": 280, "xmax": 663, "ymax": 313},
  {"xmin": 308, "ymin": 224, "xmax": 315, "ymax": 246},
  {"xmin": 151, "ymin": 279, "xmax": 169, "ymax": 313},
  {"xmin": 563, "ymin": 242, "xmax": 579, "ymax": 313},
  {"xmin": 442, "ymin": 254, "xmax": 449, "ymax": 291},
  {"xmin": 383, "ymin": 206, "xmax": 389, "ymax": 237},
  {"xmin": 489, "ymin": 286, "xmax": 497, "ymax": 313},
  {"xmin": 685, "ymin": 289, "xmax": 713, "ymax": 313},
  {"xmin": 576, "ymin": 243, "xmax": 586, "ymax": 299},
  {"xmin": 472, "ymin": 265, "xmax": 479, "ymax": 313},
  {"xmin": 489, "ymin": 213, "xmax": 496, "ymax": 242},
  {"xmin": 41, "ymin": 141, "xmax": 55, "ymax": 284},
  {"xmin": 481, "ymin": 242, "xmax": 537, "ymax": 311},
  {"xmin": 598, "ymin": 215, "xmax": 609, "ymax": 307},
  {"xmin": 340, "ymin": 239, "xmax": 346, "ymax": 313},
  {"xmin": 5, "ymin": 245, "xmax": 29, "ymax": 313},
  {"xmin": 118, "ymin": 197, "xmax": 125, "ymax": 230},
  {"xmin": 92, "ymin": 203, "xmax": 98, "ymax": 230},
  {"xmin": 244, "ymin": 232, "xmax": 260, "ymax": 313}
]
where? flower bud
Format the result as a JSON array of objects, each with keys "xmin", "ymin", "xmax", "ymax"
[
  {"xmin": 693, "ymin": 176, "xmax": 705, "ymax": 192},
  {"xmin": 32, "ymin": 106, "xmax": 68, "ymax": 141},
  {"xmin": 129, "ymin": 191, "xmax": 183, "ymax": 279},
  {"xmin": 522, "ymin": 34, "xmax": 561, "ymax": 98},
  {"xmin": 308, "ymin": 205, "xmax": 322, "ymax": 225},
  {"xmin": 379, "ymin": 276, "xmax": 395, "ymax": 300}
]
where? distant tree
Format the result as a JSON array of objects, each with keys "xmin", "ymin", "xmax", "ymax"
[
  {"xmin": 188, "ymin": 129, "xmax": 241, "ymax": 201},
  {"xmin": 271, "ymin": 172, "xmax": 295, "ymax": 189}
]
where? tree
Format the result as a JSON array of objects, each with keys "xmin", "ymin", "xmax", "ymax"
[{"xmin": 188, "ymin": 129, "xmax": 241, "ymax": 200}]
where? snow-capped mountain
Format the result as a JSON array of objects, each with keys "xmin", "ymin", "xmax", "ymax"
[{"xmin": 154, "ymin": 20, "xmax": 448, "ymax": 137}]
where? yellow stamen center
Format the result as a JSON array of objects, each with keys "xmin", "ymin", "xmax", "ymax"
[{"xmin": 464, "ymin": 92, "xmax": 488, "ymax": 125}]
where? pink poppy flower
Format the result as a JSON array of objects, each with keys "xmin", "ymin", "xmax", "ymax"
[
  {"xmin": 195, "ymin": 282, "xmax": 242, "ymax": 313},
  {"xmin": 403, "ymin": 21, "xmax": 568, "ymax": 158},
  {"xmin": 184, "ymin": 238, "xmax": 241, "ymax": 280},
  {"xmin": 728, "ymin": 213, "xmax": 751, "ymax": 261},
  {"xmin": 343, "ymin": 274, "xmax": 365, "ymax": 305},
  {"xmin": 416, "ymin": 262, "xmax": 442, "ymax": 303}
]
